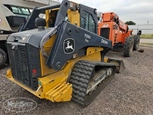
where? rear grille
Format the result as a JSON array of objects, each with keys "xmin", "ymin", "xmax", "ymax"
[
  {"xmin": 8, "ymin": 44, "xmax": 30, "ymax": 86},
  {"xmin": 18, "ymin": 45, "xmax": 30, "ymax": 83}
]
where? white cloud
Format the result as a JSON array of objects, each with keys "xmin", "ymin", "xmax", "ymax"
[{"xmin": 59, "ymin": 0, "xmax": 153, "ymax": 24}]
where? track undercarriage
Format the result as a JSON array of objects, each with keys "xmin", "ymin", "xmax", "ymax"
[{"xmin": 69, "ymin": 60, "xmax": 116, "ymax": 106}]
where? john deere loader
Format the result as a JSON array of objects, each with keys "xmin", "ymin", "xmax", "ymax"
[{"xmin": 6, "ymin": 0, "xmax": 120, "ymax": 106}]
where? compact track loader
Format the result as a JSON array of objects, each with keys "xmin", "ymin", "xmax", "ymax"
[{"xmin": 6, "ymin": 0, "xmax": 120, "ymax": 106}]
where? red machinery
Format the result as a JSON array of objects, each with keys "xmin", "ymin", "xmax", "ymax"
[{"xmin": 98, "ymin": 12, "xmax": 141, "ymax": 57}]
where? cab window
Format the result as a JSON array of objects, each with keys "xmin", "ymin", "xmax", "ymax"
[{"xmin": 81, "ymin": 10, "xmax": 96, "ymax": 33}]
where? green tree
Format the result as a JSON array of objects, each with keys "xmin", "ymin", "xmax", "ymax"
[{"xmin": 125, "ymin": 21, "xmax": 136, "ymax": 25}]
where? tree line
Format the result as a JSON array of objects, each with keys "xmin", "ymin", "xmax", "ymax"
[{"xmin": 125, "ymin": 21, "xmax": 136, "ymax": 25}]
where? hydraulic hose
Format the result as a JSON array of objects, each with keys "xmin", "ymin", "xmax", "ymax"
[{"xmin": 40, "ymin": 21, "xmax": 62, "ymax": 58}]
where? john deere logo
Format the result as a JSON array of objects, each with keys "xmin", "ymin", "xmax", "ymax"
[{"xmin": 63, "ymin": 38, "xmax": 75, "ymax": 54}]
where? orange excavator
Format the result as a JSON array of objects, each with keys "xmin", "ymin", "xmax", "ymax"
[{"xmin": 98, "ymin": 12, "xmax": 141, "ymax": 57}]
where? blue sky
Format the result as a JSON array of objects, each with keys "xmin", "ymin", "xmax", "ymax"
[{"xmin": 59, "ymin": 0, "xmax": 153, "ymax": 25}]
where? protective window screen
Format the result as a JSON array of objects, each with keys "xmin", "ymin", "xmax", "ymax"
[
  {"xmin": 88, "ymin": 15, "xmax": 96, "ymax": 33},
  {"xmin": 81, "ymin": 11, "xmax": 88, "ymax": 30},
  {"xmin": 81, "ymin": 11, "xmax": 96, "ymax": 33}
]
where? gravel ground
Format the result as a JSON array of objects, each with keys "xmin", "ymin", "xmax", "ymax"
[{"xmin": 0, "ymin": 46, "xmax": 153, "ymax": 115}]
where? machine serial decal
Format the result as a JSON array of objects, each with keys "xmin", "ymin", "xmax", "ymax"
[
  {"xmin": 84, "ymin": 33, "xmax": 91, "ymax": 39},
  {"xmin": 84, "ymin": 33, "xmax": 91, "ymax": 43},
  {"xmin": 63, "ymin": 38, "xmax": 75, "ymax": 54}
]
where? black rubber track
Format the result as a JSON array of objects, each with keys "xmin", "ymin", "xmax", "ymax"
[
  {"xmin": 123, "ymin": 36, "xmax": 134, "ymax": 57},
  {"xmin": 0, "ymin": 48, "xmax": 7, "ymax": 67},
  {"xmin": 69, "ymin": 60, "xmax": 116, "ymax": 107},
  {"xmin": 133, "ymin": 35, "xmax": 140, "ymax": 51}
]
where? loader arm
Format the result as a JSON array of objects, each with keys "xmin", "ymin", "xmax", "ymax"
[
  {"xmin": 21, "ymin": 4, "xmax": 61, "ymax": 31},
  {"xmin": 46, "ymin": 21, "xmax": 112, "ymax": 70},
  {"xmin": 21, "ymin": 0, "xmax": 75, "ymax": 31}
]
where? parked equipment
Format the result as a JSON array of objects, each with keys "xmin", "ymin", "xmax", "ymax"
[
  {"xmin": 0, "ymin": 0, "xmax": 59, "ymax": 67},
  {"xmin": 6, "ymin": 0, "xmax": 125, "ymax": 106},
  {"xmin": 98, "ymin": 12, "xmax": 141, "ymax": 57}
]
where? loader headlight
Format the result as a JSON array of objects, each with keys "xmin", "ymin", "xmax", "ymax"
[{"xmin": 22, "ymin": 37, "xmax": 26, "ymax": 40}]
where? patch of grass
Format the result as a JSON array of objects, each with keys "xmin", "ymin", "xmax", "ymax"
[{"xmin": 140, "ymin": 34, "xmax": 153, "ymax": 39}]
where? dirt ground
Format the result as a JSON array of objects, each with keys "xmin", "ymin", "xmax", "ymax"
[{"xmin": 0, "ymin": 46, "xmax": 153, "ymax": 115}]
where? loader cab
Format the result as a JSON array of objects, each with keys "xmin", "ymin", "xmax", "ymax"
[
  {"xmin": 47, "ymin": 9, "xmax": 58, "ymax": 27},
  {"xmin": 20, "ymin": 0, "xmax": 98, "ymax": 34}
]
